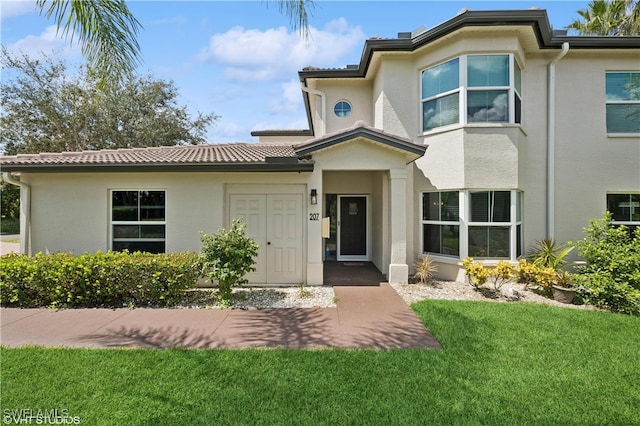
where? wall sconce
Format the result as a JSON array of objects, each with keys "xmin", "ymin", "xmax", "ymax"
[{"xmin": 310, "ymin": 189, "xmax": 318, "ymax": 205}]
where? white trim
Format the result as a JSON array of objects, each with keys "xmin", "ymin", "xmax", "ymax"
[
  {"xmin": 607, "ymin": 133, "xmax": 640, "ymax": 138},
  {"xmin": 109, "ymin": 189, "xmax": 167, "ymax": 252}
]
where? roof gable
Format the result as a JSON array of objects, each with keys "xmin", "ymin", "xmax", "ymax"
[{"xmin": 294, "ymin": 121, "xmax": 426, "ymax": 160}]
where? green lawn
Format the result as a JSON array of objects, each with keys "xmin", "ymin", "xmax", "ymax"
[{"xmin": 2, "ymin": 301, "xmax": 639, "ymax": 425}]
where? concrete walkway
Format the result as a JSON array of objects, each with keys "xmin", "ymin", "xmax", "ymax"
[
  {"xmin": 0, "ymin": 234, "xmax": 20, "ymax": 255},
  {"xmin": 0, "ymin": 284, "xmax": 441, "ymax": 350}
]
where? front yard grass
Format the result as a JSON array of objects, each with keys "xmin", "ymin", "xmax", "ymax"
[{"xmin": 2, "ymin": 300, "xmax": 639, "ymax": 425}]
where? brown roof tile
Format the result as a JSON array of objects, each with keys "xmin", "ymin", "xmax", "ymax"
[{"xmin": 1, "ymin": 143, "xmax": 297, "ymax": 166}]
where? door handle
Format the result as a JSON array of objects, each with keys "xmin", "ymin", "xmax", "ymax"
[{"xmin": 267, "ymin": 241, "xmax": 271, "ymax": 245}]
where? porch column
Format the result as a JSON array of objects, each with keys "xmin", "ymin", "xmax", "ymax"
[
  {"xmin": 388, "ymin": 168, "xmax": 408, "ymax": 284},
  {"xmin": 306, "ymin": 167, "xmax": 324, "ymax": 285}
]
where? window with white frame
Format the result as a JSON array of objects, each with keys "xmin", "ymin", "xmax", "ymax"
[
  {"xmin": 422, "ymin": 191, "xmax": 460, "ymax": 256},
  {"xmin": 421, "ymin": 190, "xmax": 523, "ymax": 260},
  {"xmin": 607, "ymin": 193, "xmax": 640, "ymax": 235},
  {"xmin": 468, "ymin": 191, "xmax": 521, "ymax": 259},
  {"xmin": 605, "ymin": 72, "xmax": 640, "ymax": 134},
  {"xmin": 421, "ymin": 54, "xmax": 522, "ymax": 132},
  {"xmin": 111, "ymin": 190, "xmax": 166, "ymax": 253}
]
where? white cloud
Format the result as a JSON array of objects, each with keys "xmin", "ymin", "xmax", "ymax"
[
  {"xmin": 268, "ymin": 79, "xmax": 304, "ymax": 114},
  {"xmin": 6, "ymin": 25, "xmax": 81, "ymax": 59},
  {"xmin": 198, "ymin": 18, "xmax": 365, "ymax": 82},
  {"xmin": 469, "ymin": 93, "xmax": 508, "ymax": 122},
  {"xmin": 0, "ymin": 0, "xmax": 36, "ymax": 22},
  {"xmin": 250, "ymin": 116, "xmax": 309, "ymax": 133}
]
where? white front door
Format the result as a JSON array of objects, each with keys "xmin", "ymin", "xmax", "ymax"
[{"xmin": 230, "ymin": 194, "xmax": 303, "ymax": 284}]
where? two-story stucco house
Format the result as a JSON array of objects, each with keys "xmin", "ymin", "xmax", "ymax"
[{"xmin": 2, "ymin": 9, "xmax": 639, "ymax": 285}]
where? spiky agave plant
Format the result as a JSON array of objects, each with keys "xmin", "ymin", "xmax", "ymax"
[{"xmin": 414, "ymin": 255, "xmax": 437, "ymax": 284}]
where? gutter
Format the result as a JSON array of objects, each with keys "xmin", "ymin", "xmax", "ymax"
[
  {"xmin": 547, "ymin": 42, "xmax": 570, "ymax": 239},
  {"xmin": 300, "ymin": 83, "xmax": 326, "ymax": 136},
  {"xmin": 2, "ymin": 172, "xmax": 31, "ymax": 255}
]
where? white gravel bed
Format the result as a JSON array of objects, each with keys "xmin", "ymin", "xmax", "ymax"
[
  {"xmin": 390, "ymin": 280, "xmax": 596, "ymax": 310},
  {"xmin": 180, "ymin": 286, "xmax": 336, "ymax": 309},
  {"xmin": 230, "ymin": 286, "xmax": 336, "ymax": 309},
  {"xmin": 181, "ymin": 281, "xmax": 593, "ymax": 310}
]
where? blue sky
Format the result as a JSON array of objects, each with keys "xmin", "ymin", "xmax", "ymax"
[{"xmin": 1, "ymin": 0, "xmax": 590, "ymax": 143}]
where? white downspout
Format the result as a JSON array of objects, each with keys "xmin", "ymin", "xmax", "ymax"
[
  {"xmin": 547, "ymin": 42, "xmax": 570, "ymax": 239},
  {"xmin": 2, "ymin": 172, "xmax": 31, "ymax": 255},
  {"xmin": 300, "ymin": 84, "xmax": 326, "ymax": 137}
]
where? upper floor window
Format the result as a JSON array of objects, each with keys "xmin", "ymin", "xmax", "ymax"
[
  {"xmin": 605, "ymin": 72, "xmax": 640, "ymax": 134},
  {"xmin": 111, "ymin": 190, "xmax": 166, "ymax": 253},
  {"xmin": 334, "ymin": 100, "xmax": 352, "ymax": 118},
  {"xmin": 422, "ymin": 54, "xmax": 522, "ymax": 132}
]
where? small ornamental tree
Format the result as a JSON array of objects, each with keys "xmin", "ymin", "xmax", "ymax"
[{"xmin": 200, "ymin": 219, "xmax": 259, "ymax": 307}]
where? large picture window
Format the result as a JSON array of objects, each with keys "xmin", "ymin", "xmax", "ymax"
[
  {"xmin": 111, "ymin": 190, "xmax": 166, "ymax": 253},
  {"xmin": 422, "ymin": 190, "xmax": 523, "ymax": 260},
  {"xmin": 606, "ymin": 72, "xmax": 640, "ymax": 134},
  {"xmin": 421, "ymin": 54, "xmax": 522, "ymax": 132}
]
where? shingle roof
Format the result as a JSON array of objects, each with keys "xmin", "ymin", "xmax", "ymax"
[{"xmin": 0, "ymin": 143, "xmax": 314, "ymax": 173}]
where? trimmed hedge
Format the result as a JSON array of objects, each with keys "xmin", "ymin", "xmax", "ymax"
[{"xmin": 0, "ymin": 251, "xmax": 201, "ymax": 308}]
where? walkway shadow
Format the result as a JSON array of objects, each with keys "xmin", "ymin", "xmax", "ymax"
[
  {"xmin": 224, "ymin": 308, "xmax": 338, "ymax": 348},
  {"xmin": 341, "ymin": 311, "xmax": 442, "ymax": 350},
  {"xmin": 78, "ymin": 325, "xmax": 221, "ymax": 349},
  {"xmin": 77, "ymin": 308, "xmax": 339, "ymax": 349}
]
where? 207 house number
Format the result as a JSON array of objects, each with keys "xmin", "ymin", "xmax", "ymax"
[{"xmin": 309, "ymin": 213, "xmax": 320, "ymax": 221}]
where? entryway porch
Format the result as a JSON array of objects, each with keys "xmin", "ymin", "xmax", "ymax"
[{"xmin": 323, "ymin": 261, "xmax": 386, "ymax": 286}]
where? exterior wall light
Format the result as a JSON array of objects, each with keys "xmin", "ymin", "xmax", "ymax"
[{"xmin": 310, "ymin": 189, "xmax": 318, "ymax": 205}]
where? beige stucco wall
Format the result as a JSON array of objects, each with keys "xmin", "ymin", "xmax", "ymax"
[
  {"xmin": 314, "ymin": 80, "xmax": 373, "ymax": 135},
  {"xmin": 255, "ymin": 135, "xmax": 313, "ymax": 144},
  {"xmin": 20, "ymin": 172, "xmax": 312, "ymax": 256},
  {"xmin": 552, "ymin": 50, "xmax": 640, "ymax": 245},
  {"xmin": 372, "ymin": 56, "xmax": 416, "ymax": 138}
]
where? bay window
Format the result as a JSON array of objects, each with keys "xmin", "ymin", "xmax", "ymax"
[
  {"xmin": 421, "ymin": 54, "xmax": 522, "ymax": 132},
  {"xmin": 111, "ymin": 190, "xmax": 166, "ymax": 253},
  {"xmin": 421, "ymin": 190, "xmax": 523, "ymax": 260}
]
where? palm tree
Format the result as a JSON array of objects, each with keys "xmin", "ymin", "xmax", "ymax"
[
  {"xmin": 276, "ymin": 0, "xmax": 315, "ymax": 39},
  {"xmin": 36, "ymin": 0, "xmax": 142, "ymax": 89},
  {"xmin": 35, "ymin": 0, "xmax": 315, "ymax": 88},
  {"xmin": 567, "ymin": 0, "xmax": 640, "ymax": 36}
]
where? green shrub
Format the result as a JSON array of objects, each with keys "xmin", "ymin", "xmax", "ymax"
[
  {"xmin": 200, "ymin": 218, "xmax": 259, "ymax": 307},
  {"xmin": 461, "ymin": 258, "xmax": 515, "ymax": 292},
  {"xmin": 0, "ymin": 251, "xmax": 201, "ymax": 308},
  {"xmin": 570, "ymin": 212, "xmax": 640, "ymax": 315}
]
